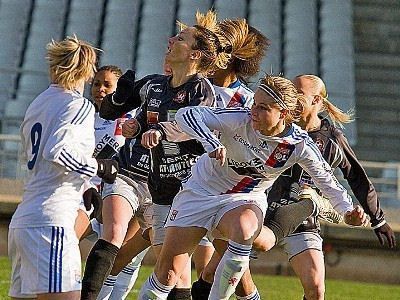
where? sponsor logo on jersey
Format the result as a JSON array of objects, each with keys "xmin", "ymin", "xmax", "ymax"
[
  {"xmin": 149, "ymin": 98, "xmax": 161, "ymax": 107},
  {"xmin": 233, "ymin": 134, "xmax": 261, "ymax": 153},
  {"xmin": 315, "ymin": 138, "xmax": 324, "ymax": 152},
  {"xmin": 173, "ymin": 90, "xmax": 186, "ymax": 103},
  {"xmin": 265, "ymin": 142, "xmax": 295, "ymax": 168},
  {"xmin": 259, "ymin": 140, "xmax": 269, "ymax": 149},
  {"xmin": 169, "ymin": 209, "xmax": 178, "ymax": 221}
]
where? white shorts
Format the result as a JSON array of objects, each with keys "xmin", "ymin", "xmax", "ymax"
[
  {"xmin": 102, "ymin": 174, "xmax": 153, "ymax": 234},
  {"xmin": 165, "ymin": 180, "xmax": 267, "ymax": 233},
  {"xmin": 8, "ymin": 226, "xmax": 81, "ymax": 298},
  {"xmin": 281, "ymin": 232, "xmax": 323, "ymax": 260}
]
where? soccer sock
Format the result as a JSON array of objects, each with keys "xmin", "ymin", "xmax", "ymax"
[
  {"xmin": 167, "ymin": 287, "xmax": 192, "ymax": 300},
  {"xmin": 266, "ymin": 199, "xmax": 315, "ymax": 244},
  {"xmin": 138, "ymin": 272, "xmax": 174, "ymax": 300},
  {"xmin": 235, "ymin": 287, "xmax": 261, "ymax": 300},
  {"xmin": 209, "ymin": 240, "xmax": 252, "ymax": 300},
  {"xmin": 81, "ymin": 239, "xmax": 119, "ymax": 300},
  {"xmin": 191, "ymin": 275, "xmax": 212, "ymax": 300},
  {"xmin": 109, "ymin": 260, "xmax": 142, "ymax": 299},
  {"xmin": 97, "ymin": 274, "xmax": 117, "ymax": 300}
]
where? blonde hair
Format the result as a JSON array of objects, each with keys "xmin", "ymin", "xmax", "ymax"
[
  {"xmin": 296, "ymin": 74, "xmax": 354, "ymax": 128},
  {"xmin": 259, "ymin": 75, "xmax": 302, "ymax": 124},
  {"xmin": 217, "ymin": 20, "xmax": 270, "ymax": 79},
  {"xmin": 46, "ymin": 35, "xmax": 99, "ymax": 90},
  {"xmin": 178, "ymin": 10, "xmax": 231, "ymax": 74}
]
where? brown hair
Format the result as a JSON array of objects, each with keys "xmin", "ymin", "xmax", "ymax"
[
  {"xmin": 217, "ymin": 20, "xmax": 270, "ymax": 79},
  {"xmin": 179, "ymin": 10, "xmax": 231, "ymax": 74},
  {"xmin": 259, "ymin": 75, "xmax": 302, "ymax": 124},
  {"xmin": 47, "ymin": 35, "xmax": 99, "ymax": 90},
  {"xmin": 296, "ymin": 74, "xmax": 354, "ymax": 127}
]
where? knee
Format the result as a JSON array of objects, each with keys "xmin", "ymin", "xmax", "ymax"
[
  {"xmin": 252, "ymin": 227, "xmax": 275, "ymax": 252},
  {"xmin": 231, "ymin": 217, "xmax": 260, "ymax": 243},
  {"xmin": 303, "ymin": 280, "xmax": 325, "ymax": 300},
  {"xmin": 103, "ymin": 222, "xmax": 128, "ymax": 246}
]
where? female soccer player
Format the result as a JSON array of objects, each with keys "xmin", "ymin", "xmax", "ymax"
[
  {"xmin": 8, "ymin": 35, "xmax": 118, "ymax": 300},
  {"xmin": 138, "ymin": 75, "xmax": 366, "ymax": 300},
  {"xmin": 80, "ymin": 12, "xmax": 231, "ymax": 300},
  {"xmin": 264, "ymin": 74, "xmax": 396, "ymax": 300}
]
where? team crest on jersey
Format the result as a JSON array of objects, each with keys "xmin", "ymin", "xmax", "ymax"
[
  {"xmin": 265, "ymin": 142, "xmax": 295, "ymax": 168},
  {"xmin": 259, "ymin": 140, "xmax": 269, "ymax": 149},
  {"xmin": 173, "ymin": 90, "xmax": 186, "ymax": 103},
  {"xmin": 169, "ymin": 209, "xmax": 178, "ymax": 221},
  {"xmin": 114, "ymin": 118, "xmax": 126, "ymax": 135},
  {"xmin": 314, "ymin": 138, "xmax": 324, "ymax": 152}
]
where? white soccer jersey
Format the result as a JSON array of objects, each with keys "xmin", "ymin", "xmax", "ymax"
[
  {"xmin": 214, "ymin": 79, "xmax": 254, "ymax": 109},
  {"xmin": 175, "ymin": 106, "xmax": 353, "ymax": 215},
  {"xmin": 93, "ymin": 110, "xmax": 136, "ymax": 159},
  {"xmin": 10, "ymin": 84, "xmax": 98, "ymax": 228}
]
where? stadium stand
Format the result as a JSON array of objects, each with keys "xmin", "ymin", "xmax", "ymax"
[
  {"xmin": 214, "ymin": 0, "xmax": 247, "ymax": 19},
  {"xmin": 176, "ymin": 0, "xmax": 212, "ymax": 25},
  {"xmin": 100, "ymin": 0, "xmax": 141, "ymax": 70}
]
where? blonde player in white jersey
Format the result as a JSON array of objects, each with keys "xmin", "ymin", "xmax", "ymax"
[
  {"xmin": 8, "ymin": 36, "xmax": 118, "ymax": 300},
  {"xmin": 138, "ymin": 75, "xmax": 367, "ymax": 300}
]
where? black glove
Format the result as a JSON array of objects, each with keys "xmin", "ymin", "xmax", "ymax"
[
  {"xmin": 374, "ymin": 222, "xmax": 396, "ymax": 248},
  {"xmin": 113, "ymin": 70, "xmax": 136, "ymax": 105},
  {"xmin": 83, "ymin": 188, "xmax": 102, "ymax": 220},
  {"xmin": 96, "ymin": 159, "xmax": 119, "ymax": 184}
]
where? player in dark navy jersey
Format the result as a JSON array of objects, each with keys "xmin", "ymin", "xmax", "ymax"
[{"xmin": 80, "ymin": 11, "xmax": 231, "ymax": 300}]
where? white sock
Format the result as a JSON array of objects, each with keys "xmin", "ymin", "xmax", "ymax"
[
  {"xmin": 109, "ymin": 248, "xmax": 148, "ymax": 299},
  {"xmin": 97, "ymin": 274, "xmax": 117, "ymax": 300},
  {"xmin": 138, "ymin": 272, "xmax": 174, "ymax": 300},
  {"xmin": 209, "ymin": 240, "xmax": 252, "ymax": 300},
  {"xmin": 236, "ymin": 287, "xmax": 261, "ymax": 300}
]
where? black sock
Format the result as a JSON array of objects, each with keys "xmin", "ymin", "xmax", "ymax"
[
  {"xmin": 167, "ymin": 287, "xmax": 192, "ymax": 300},
  {"xmin": 81, "ymin": 239, "xmax": 119, "ymax": 300},
  {"xmin": 266, "ymin": 200, "xmax": 315, "ymax": 244},
  {"xmin": 191, "ymin": 276, "xmax": 212, "ymax": 300}
]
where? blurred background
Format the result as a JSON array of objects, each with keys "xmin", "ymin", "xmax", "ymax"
[{"xmin": 0, "ymin": 0, "xmax": 399, "ymax": 284}]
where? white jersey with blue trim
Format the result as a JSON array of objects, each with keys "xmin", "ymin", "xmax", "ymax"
[
  {"xmin": 10, "ymin": 84, "xmax": 98, "ymax": 228},
  {"xmin": 175, "ymin": 106, "xmax": 353, "ymax": 215},
  {"xmin": 214, "ymin": 79, "xmax": 254, "ymax": 109}
]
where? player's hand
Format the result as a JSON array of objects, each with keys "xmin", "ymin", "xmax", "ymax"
[
  {"xmin": 83, "ymin": 188, "xmax": 103, "ymax": 220},
  {"xmin": 374, "ymin": 223, "xmax": 396, "ymax": 248},
  {"xmin": 141, "ymin": 129, "xmax": 162, "ymax": 149},
  {"xmin": 96, "ymin": 159, "xmax": 119, "ymax": 184},
  {"xmin": 122, "ymin": 119, "xmax": 139, "ymax": 138},
  {"xmin": 113, "ymin": 70, "xmax": 136, "ymax": 105},
  {"xmin": 208, "ymin": 147, "xmax": 226, "ymax": 166},
  {"xmin": 344, "ymin": 205, "xmax": 368, "ymax": 226}
]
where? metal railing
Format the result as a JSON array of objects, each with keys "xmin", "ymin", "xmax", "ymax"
[{"xmin": 1, "ymin": 134, "xmax": 400, "ymax": 209}]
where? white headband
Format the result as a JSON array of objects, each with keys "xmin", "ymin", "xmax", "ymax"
[{"xmin": 258, "ymin": 83, "xmax": 289, "ymax": 110}]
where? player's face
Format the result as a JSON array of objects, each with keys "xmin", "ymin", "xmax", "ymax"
[
  {"xmin": 293, "ymin": 77, "xmax": 317, "ymax": 117},
  {"xmin": 165, "ymin": 27, "xmax": 198, "ymax": 66},
  {"xmin": 251, "ymin": 89, "xmax": 285, "ymax": 135},
  {"xmin": 91, "ymin": 70, "xmax": 119, "ymax": 109}
]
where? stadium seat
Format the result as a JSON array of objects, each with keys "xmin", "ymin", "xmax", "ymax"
[
  {"xmin": 17, "ymin": 74, "xmax": 49, "ymax": 99},
  {"xmin": 248, "ymin": 0, "xmax": 282, "ymax": 78},
  {"xmin": 135, "ymin": 0, "xmax": 176, "ymax": 77},
  {"xmin": 100, "ymin": 0, "xmax": 141, "ymax": 70},
  {"xmin": 283, "ymin": 0, "xmax": 318, "ymax": 78},
  {"xmin": 176, "ymin": 0, "xmax": 212, "ymax": 25},
  {"xmin": 65, "ymin": 0, "xmax": 104, "ymax": 46},
  {"xmin": 214, "ymin": 0, "xmax": 247, "ymax": 19},
  {"xmin": 22, "ymin": 0, "xmax": 67, "ymax": 72}
]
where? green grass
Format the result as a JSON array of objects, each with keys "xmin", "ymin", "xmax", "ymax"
[{"xmin": 0, "ymin": 257, "xmax": 399, "ymax": 299}]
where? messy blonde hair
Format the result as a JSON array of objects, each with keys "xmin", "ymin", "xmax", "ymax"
[
  {"xmin": 296, "ymin": 74, "xmax": 354, "ymax": 128},
  {"xmin": 47, "ymin": 35, "xmax": 99, "ymax": 90},
  {"xmin": 217, "ymin": 20, "xmax": 270, "ymax": 79},
  {"xmin": 259, "ymin": 75, "xmax": 302, "ymax": 124},
  {"xmin": 178, "ymin": 10, "xmax": 231, "ymax": 74}
]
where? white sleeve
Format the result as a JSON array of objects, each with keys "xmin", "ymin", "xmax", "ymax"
[
  {"xmin": 43, "ymin": 98, "xmax": 98, "ymax": 178},
  {"xmin": 296, "ymin": 138, "xmax": 353, "ymax": 215}
]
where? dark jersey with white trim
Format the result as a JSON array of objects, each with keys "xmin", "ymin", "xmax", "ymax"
[
  {"xmin": 266, "ymin": 118, "xmax": 385, "ymax": 231},
  {"xmin": 134, "ymin": 74, "xmax": 215, "ymax": 205}
]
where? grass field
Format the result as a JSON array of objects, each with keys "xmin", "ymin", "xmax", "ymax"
[{"xmin": 0, "ymin": 257, "xmax": 399, "ymax": 299}]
